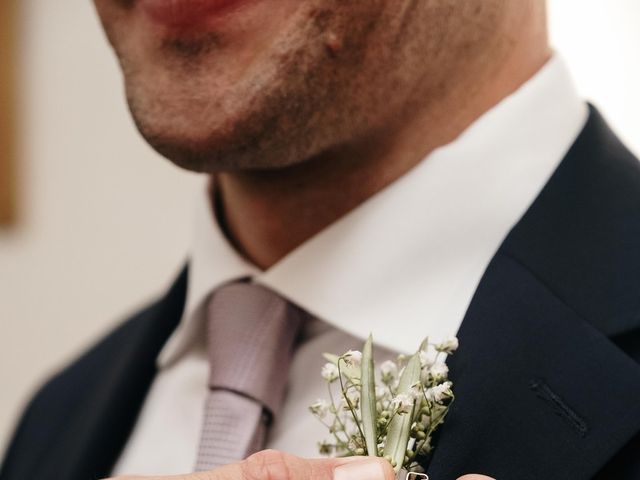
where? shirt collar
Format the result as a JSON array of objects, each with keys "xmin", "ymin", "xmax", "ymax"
[{"xmin": 158, "ymin": 54, "xmax": 587, "ymax": 367}]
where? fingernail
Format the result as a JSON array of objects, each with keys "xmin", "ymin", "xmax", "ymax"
[{"xmin": 334, "ymin": 459, "xmax": 387, "ymax": 480}]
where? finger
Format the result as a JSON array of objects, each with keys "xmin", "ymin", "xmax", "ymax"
[
  {"xmin": 457, "ymin": 475, "xmax": 496, "ymax": 480},
  {"xmin": 108, "ymin": 450, "xmax": 395, "ymax": 480}
]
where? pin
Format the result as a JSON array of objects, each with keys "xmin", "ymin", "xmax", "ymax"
[{"xmin": 398, "ymin": 469, "xmax": 429, "ymax": 480}]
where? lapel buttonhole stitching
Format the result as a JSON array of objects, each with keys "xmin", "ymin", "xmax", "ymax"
[{"xmin": 529, "ymin": 378, "xmax": 589, "ymax": 438}]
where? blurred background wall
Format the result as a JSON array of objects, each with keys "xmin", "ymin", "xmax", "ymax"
[{"xmin": 1, "ymin": 0, "xmax": 639, "ymax": 453}]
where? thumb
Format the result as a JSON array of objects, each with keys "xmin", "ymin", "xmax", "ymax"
[
  {"xmin": 457, "ymin": 476, "xmax": 496, "ymax": 480},
  {"xmin": 238, "ymin": 451, "xmax": 394, "ymax": 480},
  {"xmin": 122, "ymin": 450, "xmax": 396, "ymax": 480}
]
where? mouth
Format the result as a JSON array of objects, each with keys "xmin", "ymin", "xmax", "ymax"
[{"xmin": 138, "ymin": 0, "xmax": 254, "ymax": 28}]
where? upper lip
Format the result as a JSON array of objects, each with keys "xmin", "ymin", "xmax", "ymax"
[{"xmin": 138, "ymin": 0, "xmax": 245, "ymax": 28}]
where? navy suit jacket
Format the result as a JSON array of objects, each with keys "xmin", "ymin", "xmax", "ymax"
[{"xmin": 2, "ymin": 107, "xmax": 640, "ymax": 480}]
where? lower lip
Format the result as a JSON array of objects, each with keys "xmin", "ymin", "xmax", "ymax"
[{"xmin": 138, "ymin": 0, "xmax": 248, "ymax": 28}]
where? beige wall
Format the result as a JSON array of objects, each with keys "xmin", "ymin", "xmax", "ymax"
[
  {"xmin": 0, "ymin": 1, "xmax": 201, "ymax": 452},
  {"xmin": 1, "ymin": 0, "xmax": 639, "ymax": 454}
]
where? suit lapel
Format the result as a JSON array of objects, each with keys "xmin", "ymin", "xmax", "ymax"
[
  {"xmin": 426, "ymin": 252, "xmax": 640, "ymax": 480},
  {"xmin": 428, "ymin": 107, "xmax": 640, "ymax": 479},
  {"xmin": 37, "ymin": 267, "xmax": 187, "ymax": 480}
]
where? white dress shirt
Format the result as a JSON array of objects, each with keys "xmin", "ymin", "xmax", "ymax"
[{"xmin": 112, "ymin": 55, "xmax": 587, "ymax": 476}]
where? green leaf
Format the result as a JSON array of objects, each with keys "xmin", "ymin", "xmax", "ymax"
[
  {"xmin": 383, "ymin": 353, "xmax": 421, "ymax": 471},
  {"xmin": 360, "ymin": 335, "xmax": 378, "ymax": 456},
  {"xmin": 323, "ymin": 353, "xmax": 341, "ymax": 364}
]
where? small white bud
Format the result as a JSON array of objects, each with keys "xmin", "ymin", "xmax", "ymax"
[
  {"xmin": 340, "ymin": 389, "xmax": 360, "ymax": 410},
  {"xmin": 375, "ymin": 385, "xmax": 388, "ymax": 400},
  {"xmin": 429, "ymin": 362, "xmax": 449, "ymax": 381},
  {"xmin": 435, "ymin": 337, "xmax": 459, "ymax": 354},
  {"xmin": 321, "ymin": 363, "xmax": 339, "ymax": 382},
  {"xmin": 309, "ymin": 399, "xmax": 330, "ymax": 418},
  {"xmin": 318, "ymin": 440, "xmax": 335, "ymax": 456},
  {"xmin": 425, "ymin": 381, "xmax": 453, "ymax": 403},
  {"xmin": 418, "ymin": 350, "xmax": 433, "ymax": 368},
  {"xmin": 380, "ymin": 360, "xmax": 398, "ymax": 383},
  {"xmin": 409, "ymin": 381, "xmax": 424, "ymax": 401},
  {"xmin": 391, "ymin": 393, "xmax": 414, "ymax": 414},
  {"xmin": 343, "ymin": 350, "xmax": 362, "ymax": 367}
]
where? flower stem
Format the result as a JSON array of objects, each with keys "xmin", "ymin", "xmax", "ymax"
[{"xmin": 338, "ymin": 358, "xmax": 367, "ymax": 450}]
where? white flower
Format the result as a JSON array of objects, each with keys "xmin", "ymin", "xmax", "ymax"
[
  {"xmin": 380, "ymin": 360, "xmax": 398, "ymax": 383},
  {"xmin": 321, "ymin": 363, "xmax": 339, "ymax": 382},
  {"xmin": 429, "ymin": 362, "xmax": 449, "ymax": 380},
  {"xmin": 391, "ymin": 393, "xmax": 414, "ymax": 414},
  {"xmin": 309, "ymin": 399, "xmax": 330, "ymax": 418},
  {"xmin": 425, "ymin": 381, "xmax": 453, "ymax": 403},
  {"xmin": 435, "ymin": 337, "xmax": 459, "ymax": 354},
  {"xmin": 409, "ymin": 381, "xmax": 424, "ymax": 400},
  {"xmin": 375, "ymin": 385, "xmax": 388, "ymax": 400},
  {"xmin": 418, "ymin": 350, "xmax": 433, "ymax": 368},
  {"xmin": 311, "ymin": 336, "xmax": 457, "ymax": 471},
  {"xmin": 343, "ymin": 350, "xmax": 362, "ymax": 367}
]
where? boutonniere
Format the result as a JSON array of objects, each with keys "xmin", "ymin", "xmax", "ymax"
[{"xmin": 309, "ymin": 335, "xmax": 458, "ymax": 479}]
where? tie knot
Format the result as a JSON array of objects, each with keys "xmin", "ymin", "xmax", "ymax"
[{"xmin": 205, "ymin": 282, "xmax": 304, "ymax": 417}]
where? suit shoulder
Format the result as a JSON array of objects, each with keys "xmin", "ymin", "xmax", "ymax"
[
  {"xmin": 1, "ymin": 266, "xmax": 187, "ymax": 477},
  {"xmin": 0, "ymin": 300, "xmax": 161, "ymax": 476},
  {"xmin": 501, "ymin": 106, "xmax": 640, "ymax": 336}
]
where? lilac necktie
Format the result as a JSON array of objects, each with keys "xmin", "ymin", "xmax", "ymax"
[{"xmin": 194, "ymin": 282, "xmax": 304, "ymax": 471}]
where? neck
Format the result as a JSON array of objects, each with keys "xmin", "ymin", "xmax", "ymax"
[{"xmin": 214, "ymin": 27, "xmax": 551, "ymax": 270}]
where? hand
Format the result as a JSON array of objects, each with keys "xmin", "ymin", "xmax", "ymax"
[
  {"xmin": 457, "ymin": 476, "xmax": 495, "ymax": 480},
  {"xmin": 106, "ymin": 449, "xmax": 494, "ymax": 480}
]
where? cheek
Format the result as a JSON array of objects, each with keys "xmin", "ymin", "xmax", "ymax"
[
  {"xmin": 92, "ymin": 0, "xmax": 136, "ymax": 51},
  {"xmin": 93, "ymin": 0, "xmax": 131, "ymax": 25}
]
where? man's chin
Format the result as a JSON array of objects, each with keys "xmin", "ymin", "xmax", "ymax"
[{"xmin": 141, "ymin": 130, "xmax": 309, "ymax": 173}]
